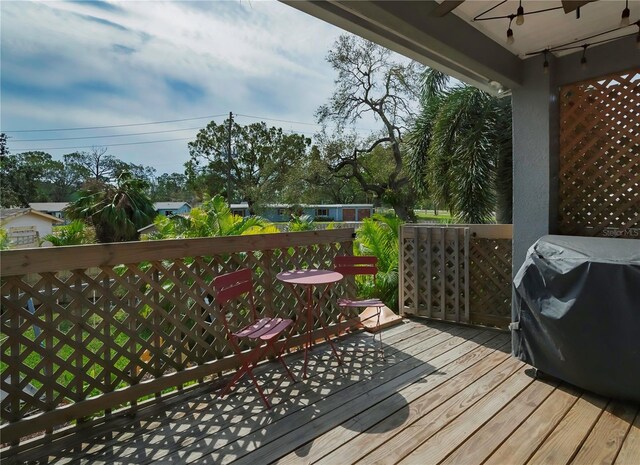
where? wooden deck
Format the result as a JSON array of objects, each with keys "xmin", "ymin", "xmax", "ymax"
[{"xmin": 6, "ymin": 319, "xmax": 639, "ymax": 465}]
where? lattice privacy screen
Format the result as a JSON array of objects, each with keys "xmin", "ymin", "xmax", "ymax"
[{"xmin": 558, "ymin": 69, "xmax": 639, "ymax": 238}]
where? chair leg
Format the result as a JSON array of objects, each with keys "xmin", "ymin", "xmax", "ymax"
[
  {"xmin": 246, "ymin": 365, "xmax": 271, "ymax": 409},
  {"xmin": 220, "ymin": 338, "xmax": 296, "ymax": 410},
  {"xmin": 219, "ymin": 341, "xmax": 270, "ymax": 406},
  {"xmin": 278, "ymin": 353, "xmax": 296, "ymax": 383},
  {"xmin": 376, "ymin": 307, "xmax": 384, "ymax": 359}
]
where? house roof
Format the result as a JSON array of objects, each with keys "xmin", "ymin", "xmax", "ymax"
[
  {"xmin": 29, "ymin": 202, "xmax": 69, "ymax": 212},
  {"xmin": 0, "ymin": 208, "xmax": 64, "ymax": 224},
  {"xmin": 154, "ymin": 202, "xmax": 191, "ymax": 210},
  {"xmin": 231, "ymin": 204, "xmax": 374, "ymax": 209}
]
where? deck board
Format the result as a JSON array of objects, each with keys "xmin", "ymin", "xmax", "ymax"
[
  {"xmin": 4, "ymin": 319, "xmax": 638, "ymax": 465},
  {"xmin": 571, "ymin": 401, "xmax": 638, "ymax": 465},
  {"xmin": 483, "ymin": 384, "xmax": 581, "ymax": 465},
  {"xmin": 280, "ymin": 336, "xmax": 511, "ymax": 465}
]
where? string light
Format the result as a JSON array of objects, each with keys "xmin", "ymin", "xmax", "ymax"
[
  {"xmin": 528, "ymin": 20, "xmax": 638, "ymax": 73},
  {"xmin": 506, "ymin": 15, "xmax": 515, "ymax": 45},
  {"xmin": 621, "ymin": 0, "xmax": 631, "ymax": 26},
  {"xmin": 516, "ymin": 1, "xmax": 525, "ymax": 25},
  {"xmin": 580, "ymin": 44, "xmax": 589, "ymax": 69}
]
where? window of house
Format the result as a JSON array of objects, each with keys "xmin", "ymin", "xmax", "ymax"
[
  {"xmin": 232, "ymin": 210, "xmax": 245, "ymax": 217},
  {"xmin": 277, "ymin": 208, "xmax": 286, "ymax": 216},
  {"xmin": 316, "ymin": 208, "xmax": 329, "ymax": 217},
  {"xmin": 165, "ymin": 211, "xmax": 173, "ymax": 216}
]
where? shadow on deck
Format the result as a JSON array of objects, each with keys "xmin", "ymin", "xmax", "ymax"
[{"xmin": 5, "ymin": 320, "xmax": 639, "ymax": 465}]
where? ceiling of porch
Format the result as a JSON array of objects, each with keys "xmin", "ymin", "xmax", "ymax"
[
  {"xmin": 283, "ymin": 0, "xmax": 639, "ymax": 94},
  {"xmin": 450, "ymin": 0, "xmax": 639, "ymax": 58}
]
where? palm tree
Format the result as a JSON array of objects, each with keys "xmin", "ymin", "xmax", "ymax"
[
  {"xmin": 149, "ymin": 194, "xmax": 277, "ymax": 239},
  {"xmin": 354, "ymin": 213, "xmax": 402, "ymax": 310},
  {"xmin": 65, "ymin": 172, "xmax": 157, "ymax": 243},
  {"xmin": 407, "ymin": 69, "xmax": 512, "ymax": 224}
]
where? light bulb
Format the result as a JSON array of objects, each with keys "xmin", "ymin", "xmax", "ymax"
[
  {"xmin": 621, "ymin": 7, "xmax": 630, "ymax": 26},
  {"xmin": 516, "ymin": 6, "xmax": 525, "ymax": 25},
  {"xmin": 543, "ymin": 59, "xmax": 549, "ymax": 74},
  {"xmin": 580, "ymin": 56, "xmax": 588, "ymax": 70},
  {"xmin": 507, "ymin": 28, "xmax": 515, "ymax": 45}
]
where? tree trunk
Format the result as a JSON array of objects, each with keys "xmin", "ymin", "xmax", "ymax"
[
  {"xmin": 246, "ymin": 199, "xmax": 256, "ymax": 216},
  {"xmin": 391, "ymin": 202, "xmax": 416, "ymax": 222}
]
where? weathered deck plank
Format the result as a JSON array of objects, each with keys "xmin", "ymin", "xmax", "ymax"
[
  {"xmin": 437, "ymin": 378, "xmax": 559, "ymax": 465},
  {"xmin": 277, "ymin": 336, "xmax": 511, "ymax": 465},
  {"xmin": 482, "ymin": 384, "xmax": 581, "ymax": 465},
  {"xmin": 615, "ymin": 410, "xmax": 640, "ymax": 465},
  {"xmin": 571, "ymin": 401, "xmax": 638, "ymax": 465},
  {"xmin": 4, "ymin": 319, "xmax": 639, "ymax": 465},
  {"xmin": 526, "ymin": 392, "xmax": 609, "ymax": 465},
  {"xmin": 76, "ymin": 321, "xmax": 436, "ymax": 465},
  {"xmin": 192, "ymin": 328, "xmax": 492, "ymax": 464},
  {"xmin": 394, "ymin": 366, "xmax": 535, "ymax": 465}
]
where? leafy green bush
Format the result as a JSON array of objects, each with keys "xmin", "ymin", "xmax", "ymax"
[
  {"xmin": 286, "ymin": 214, "xmax": 315, "ymax": 232},
  {"xmin": 43, "ymin": 220, "xmax": 94, "ymax": 246},
  {"xmin": 0, "ymin": 229, "xmax": 9, "ymax": 250},
  {"xmin": 354, "ymin": 213, "xmax": 401, "ymax": 310}
]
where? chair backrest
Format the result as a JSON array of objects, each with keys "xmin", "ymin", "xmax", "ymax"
[
  {"xmin": 212, "ymin": 269, "xmax": 257, "ymax": 326},
  {"xmin": 334, "ymin": 255, "xmax": 378, "ymax": 276}
]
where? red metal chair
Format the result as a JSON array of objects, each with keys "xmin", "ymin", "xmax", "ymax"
[
  {"xmin": 213, "ymin": 269, "xmax": 295, "ymax": 409},
  {"xmin": 334, "ymin": 256, "xmax": 386, "ymax": 357}
]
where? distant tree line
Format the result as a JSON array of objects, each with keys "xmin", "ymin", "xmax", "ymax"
[
  {"xmin": 1, "ymin": 34, "xmax": 513, "ymax": 227},
  {"xmin": 0, "ymin": 141, "xmax": 193, "ymax": 208}
]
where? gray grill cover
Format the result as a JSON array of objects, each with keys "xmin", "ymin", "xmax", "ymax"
[{"xmin": 513, "ymin": 235, "xmax": 640, "ymax": 402}]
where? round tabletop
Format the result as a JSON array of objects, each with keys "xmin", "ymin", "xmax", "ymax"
[{"xmin": 276, "ymin": 269, "xmax": 343, "ymax": 285}]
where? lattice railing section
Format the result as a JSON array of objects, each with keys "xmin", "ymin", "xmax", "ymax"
[
  {"xmin": 400, "ymin": 226, "xmax": 469, "ymax": 323},
  {"xmin": 0, "ymin": 230, "xmax": 354, "ymax": 443},
  {"xmin": 558, "ymin": 69, "xmax": 639, "ymax": 238},
  {"xmin": 468, "ymin": 239, "xmax": 512, "ymax": 328},
  {"xmin": 400, "ymin": 225, "xmax": 512, "ymax": 328}
]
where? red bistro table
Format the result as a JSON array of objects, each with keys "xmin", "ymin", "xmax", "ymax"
[{"xmin": 276, "ymin": 269, "xmax": 343, "ymax": 378}]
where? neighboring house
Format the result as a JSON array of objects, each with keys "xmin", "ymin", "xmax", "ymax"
[
  {"xmin": 230, "ymin": 203, "xmax": 251, "ymax": 218},
  {"xmin": 0, "ymin": 208, "xmax": 64, "ymax": 248},
  {"xmin": 154, "ymin": 202, "xmax": 192, "ymax": 217},
  {"xmin": 30, "ymin": 202, "xmax": 70, "ymax": 223},
  {"xmin": 230, "ymin": 203, "xmax": 374, "ymax": 222}
]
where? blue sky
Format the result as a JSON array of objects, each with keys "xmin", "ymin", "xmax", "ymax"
[{"xmin": 1, "ymin": 0, "xmax": 378, "ymax": 174}]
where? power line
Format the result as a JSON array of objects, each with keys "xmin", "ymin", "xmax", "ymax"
[
  {"xmin": 3, "ymin": 114, "xmax": 228, "ymax": 133},
  {"xmin": 11, "ymin": 137, "xmax": 193, "ymax": 151},
  {"xmin": 11, "ymin": 126, "xmax": 204, "ymax": 142},
  {"xmin": 6, "ymin": 112, "xmax": 378, "ymax": 147},
  {"xmin": 235, "ymin": 113, "xmax": 321, "ymax": 127},
  {"xmin": 234, "ymin": 113, "xmax": 377, "ymax": 133}
]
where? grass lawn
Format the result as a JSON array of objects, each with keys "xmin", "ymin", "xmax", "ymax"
[{"xmin": 415, "ymin": 211, "xmax": 455, "ymax": 223}]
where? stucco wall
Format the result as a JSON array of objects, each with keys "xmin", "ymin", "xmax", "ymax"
[
  {"xmin": 4, "ymin": 215, "xmax": 56, "ymax": 238},
  {"xmin": 511, "ymin": 55, "xmax": 558, "ymax": 275}
]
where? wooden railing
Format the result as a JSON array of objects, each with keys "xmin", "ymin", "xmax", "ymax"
[
  {"xmin": 400, "ymin": 224, "xmax": 512, "ymax": 329},
  {"xmin": 0, "ymin": 229, "xmax": 354, "ymax": 444}
]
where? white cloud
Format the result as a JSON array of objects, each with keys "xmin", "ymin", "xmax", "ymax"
[{"xmin": 1, "ymin": 0, "xmax": 346, "ymax": 173}]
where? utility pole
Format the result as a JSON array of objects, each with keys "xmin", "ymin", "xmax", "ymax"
[{"xmin": 227, "ymin": 111, "xmax": 233, "ymax": 205}]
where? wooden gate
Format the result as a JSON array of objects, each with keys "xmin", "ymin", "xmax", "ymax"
[{"xmin": 400, "ymin": 224, "xmax": 512, "ymax": 328}]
